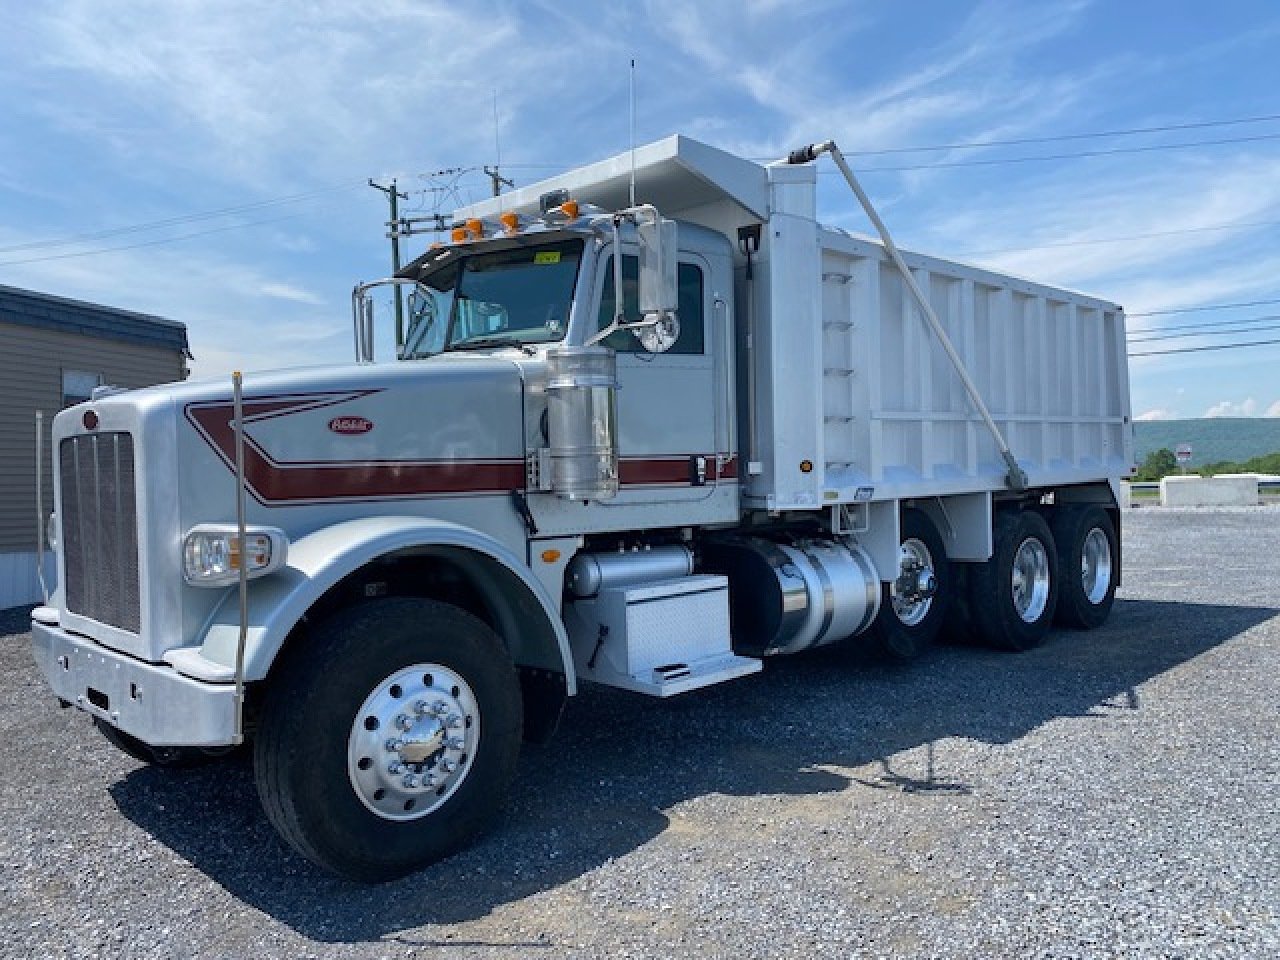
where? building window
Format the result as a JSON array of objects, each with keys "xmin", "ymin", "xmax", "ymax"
[
  {"xmin": 597, "ymin": 256, "xmax": 705, "ymax": 355},
  {"xmin": 62, "ymin": 370, "xmax": 103, "ymax": 408}
]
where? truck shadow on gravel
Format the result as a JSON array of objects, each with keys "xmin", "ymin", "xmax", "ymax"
[{"xmin": 109, "ymin": 596, "xmax": 1275, "ymax": 943}]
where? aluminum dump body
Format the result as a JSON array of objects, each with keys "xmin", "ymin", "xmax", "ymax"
[{"xmin": 811, "ymin": 228, "xmax": 1131, "ymax": 505}]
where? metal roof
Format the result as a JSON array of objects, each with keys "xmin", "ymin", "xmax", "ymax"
[{"xmin": 0, "ymin": 284, "xmax": 189, "ymax": 355}]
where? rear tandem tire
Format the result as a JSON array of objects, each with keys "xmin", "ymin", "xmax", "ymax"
[
  {"xmin": 969, "ymin": 509, "xmax": 1059, "ymax": 652},
  {"xmin": 253, "ymin": 597, "xmax": 522, "ymax": 883},
  {"xmin": 864, "ymin": 509, "xmax": 952, "ymax": 661},
  {"xmin": 1051, "ymin": 505, "xmax": 1119, "ymax": 629}
]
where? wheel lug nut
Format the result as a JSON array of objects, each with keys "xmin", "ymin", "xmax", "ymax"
[
  {"xmin": 388, "ymin": 763, "xmax": 403, "ymax": 775},
  {"xmin": 445, "ymin": 713, "xmax": 462, "ymax": 729},
  {"xmin": 403, "ymin": 774, "xmax": 418, "ymax": 788},
  {"xmin": 395, "ymin": 714, "xmax": 414, "ymax": 731},
  {"xmin": 441, "ymin": 758, "xmax": 457, "ymax": 774},
  {"xmin": 414, "ymin": 699, "xmax": 431, "ymax": 715},
  {"xmin": 424, "ymin": 774, "xmax": 437, "ymax": 788},
  {"xmin": 445, "ymin": 736, "xmax": 465, "ymax": 750},
  {"xmin": 432, "ymin": 700, "xmax": 450, "ymax": 717},
  {"xmin": 384, "ymin": 738, "xmax": 401, "ymax": 752}
]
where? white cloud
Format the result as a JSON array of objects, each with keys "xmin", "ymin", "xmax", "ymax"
[
  {"xmin": 937, "ymin": 153, "xmax": 1280, "ymax": 296},
  {"xmin": 25, "ymin": 1, "xmax": 555, "ymax": 183},
  {"xmin": 1266, "ymin": 400, "xmax": 1280, "ymax": 417},
  {"xmin": 1135, "ymin": 409, "xmax": 1175, "ymax": 421},
  {"xmin": 1204, "ymin": 398, "xmax": 1258, "ymax": 418},
  {"xmin": 260, "ymin": 282, "xmax": 325, "ymax": 306}
]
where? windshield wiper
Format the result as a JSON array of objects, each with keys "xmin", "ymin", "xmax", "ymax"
[{"xmin": 447, "ymin": 335, "xmax": 536, "ymax": 354}]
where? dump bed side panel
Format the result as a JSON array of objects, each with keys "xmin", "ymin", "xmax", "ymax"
[{"xmin": 810, "ymin": 230, "xmax": 1132, "ymax": 505}]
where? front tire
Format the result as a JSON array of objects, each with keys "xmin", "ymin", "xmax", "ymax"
[
  {"xmin": 1051, "ymin": 506, "xmax": 1118, "ymax": 629},
  {"xmin": 970, "ymin": 509, "xmax": 1059, "ymax": 651},
  {"xmin": 254, "ymin": 598, "xmax": 522, "ymax": 882},
  {"xmin": 864, "ymin": 509, "xmax": 952, "ymax": 660}
]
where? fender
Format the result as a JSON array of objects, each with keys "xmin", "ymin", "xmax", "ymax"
[{"xmin": 182, "ymin": 516, "xmax": 575, "ymax": 692}]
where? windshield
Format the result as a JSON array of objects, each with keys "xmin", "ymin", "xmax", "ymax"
[{"xmin": 402, "ymin": 238, "xmax": 584, "ymax": 358}]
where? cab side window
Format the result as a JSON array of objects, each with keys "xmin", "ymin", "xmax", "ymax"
[{"xmin": 596, "ymin": 255, "xmax": 705, "ymax": 355}]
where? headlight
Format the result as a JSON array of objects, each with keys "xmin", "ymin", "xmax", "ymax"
[
  {"xmin": 182, "ymin": 524, "xmax": 288, "ymax": 586},
  {"xmin": 46, "ymin": 512, "xmax": 58, "ymax": 551}
]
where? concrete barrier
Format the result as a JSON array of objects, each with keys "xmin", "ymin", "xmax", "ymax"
[
  {"xmin": 1159, "ymin": 475, "xmax": 1259, "ymax": 507},
  {"xmin": 1119, "ymin": 481, "xmax": 1132, "ymax": 508}
]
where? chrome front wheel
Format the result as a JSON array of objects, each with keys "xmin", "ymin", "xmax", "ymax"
[{"xmin": 347, "ymin": 663, "xmax": 480, "ymax": 822}]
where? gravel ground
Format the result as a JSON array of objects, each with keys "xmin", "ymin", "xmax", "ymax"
[{"xmin": 1, "ymin": 507, "xmax": 1277, "ymax": 959}]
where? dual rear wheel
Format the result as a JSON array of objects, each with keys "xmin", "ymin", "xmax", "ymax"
[{"xmin": 869, "ymin": 503, "xmax": 1118, "ymax": 657}]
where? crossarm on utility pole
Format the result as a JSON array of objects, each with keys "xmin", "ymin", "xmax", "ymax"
[{"xmin": 787, "ymin": 141, "xmax": 1028, "ymax": 491}]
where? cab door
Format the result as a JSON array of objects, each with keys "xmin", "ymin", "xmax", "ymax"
[{"xmin": 592, "ymin": 249, "xmax": 734, "ymax": 500}]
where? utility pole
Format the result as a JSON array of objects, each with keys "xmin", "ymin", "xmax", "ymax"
[
  {"xmin": 483, "ymin": 165, "xmax": 514, "ymax": 198},
  {"xmin": 368, "ymin": 178, "xmax": 409, "ymax": 350}
]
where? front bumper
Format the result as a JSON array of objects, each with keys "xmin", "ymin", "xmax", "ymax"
[{"xmin": 32, "ymin": 618, "xmax": 237, "ymax": 747}]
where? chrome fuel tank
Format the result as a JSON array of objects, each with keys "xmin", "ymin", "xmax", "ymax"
[{"xmin": 702, "ymin": 536, "xmax": 879, "ymax": 656}]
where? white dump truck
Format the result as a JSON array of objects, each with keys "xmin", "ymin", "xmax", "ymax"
[{"xmin": 32, "ymin": 136, "xmax": 1132, "ymax": 880}]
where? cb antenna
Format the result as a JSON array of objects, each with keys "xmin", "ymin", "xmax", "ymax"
[{"xmin": 629, "ymin": 58, "xmax": 637, "ymax": 207}]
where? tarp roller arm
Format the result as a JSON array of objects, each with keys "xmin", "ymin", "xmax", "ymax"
[{"xmin": 787, "ymin": 140, "xmax": 1028, "ymax": 492}]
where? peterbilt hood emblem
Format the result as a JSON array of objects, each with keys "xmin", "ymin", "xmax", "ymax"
[{"xmin": 329, "ymin": 416, "xmax": 374, "ymax": 435}]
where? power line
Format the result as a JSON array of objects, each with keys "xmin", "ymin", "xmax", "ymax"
[
  {"xmin": 0, "ymin": 181, "xmax": 363, "ymax": 254},
  {"xmin": 960, "ymin": 218, "xmax": 1280, "ymax": 258},
  {"xmin": 1129, "ymin": 337, "xmax": 1280, "ymax": 357},
  {"xmin": 1128, "ymin": 319, "xmax": 1280, "ymax": 343},
  {"xmin": 1129, "ymin": 296, "xmax": 1280, "ymax": 317},
  {"xmin": 847, "ymin": 131, "xmax": 1280, "ymax": 174},
  {"xmin": 0, "ymin": 211, "xmax": 310, "ymax": 266},
  {"xmin": 1129, "ymin": 313, "xmax": 1280, "ymax": 336},
  {"xmin": 841, "ymin": 112, "xmax": 1280, "ymax": 156}
]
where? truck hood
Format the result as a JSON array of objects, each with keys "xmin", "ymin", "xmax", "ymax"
[{"xmin": 168, "ymin": 354, "xmax": 534, "ymax": 506}]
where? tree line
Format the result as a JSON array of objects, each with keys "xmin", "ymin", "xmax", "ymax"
[{"xmin": 1133, "ymin": 448, "xmax": 1280, "ymax": 481}]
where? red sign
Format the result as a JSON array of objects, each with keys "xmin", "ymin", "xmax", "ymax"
[{"xmin": 328, "ymin": 416, "xmax": 374, "ymax": 435}]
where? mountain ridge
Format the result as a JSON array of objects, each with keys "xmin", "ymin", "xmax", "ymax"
[{"xmin": 1133, "ymin": 418, "xmax": 1280, "ymax": 466}]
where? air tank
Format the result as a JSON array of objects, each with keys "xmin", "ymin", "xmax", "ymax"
[{"xmin": 565, "ymin": 545, "xmax": 695, "ymax": 598}]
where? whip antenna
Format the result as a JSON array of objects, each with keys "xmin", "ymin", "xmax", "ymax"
[{"xmin": 629, "ymin": 58, "xmax": 637, "ymax": 207}]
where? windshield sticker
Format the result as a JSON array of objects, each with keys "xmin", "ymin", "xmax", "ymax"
[{"xmin": 533, "ymin": 251, "xmax": 561, "ymax": 264}]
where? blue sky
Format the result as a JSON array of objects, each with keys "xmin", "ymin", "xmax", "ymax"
[{"xmin": 2, "ymin": 0, "xmax": 1279, "ymax": 420}]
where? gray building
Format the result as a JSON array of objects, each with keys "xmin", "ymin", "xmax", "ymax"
[{"xmin": 0, "ymin": 285, "xmax": 189, "ymax": 608}]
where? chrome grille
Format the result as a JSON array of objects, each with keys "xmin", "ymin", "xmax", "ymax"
[{"xmin": 59, "ymin": 432, "xmax": 141, "ymax": 633}]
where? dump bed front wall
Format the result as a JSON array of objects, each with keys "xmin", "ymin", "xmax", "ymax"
[{"xmin": 802, "ymin": 230, "xmax": 1132, "ymax": 504}]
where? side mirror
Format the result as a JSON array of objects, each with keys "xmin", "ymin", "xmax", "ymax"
[
  {"xmin": 635, "ymin": 217, "xmax": 679, "ymax": 352},
  {"xmin": 637, "ymin": 217, "xmax": 677, "ymax": 316}
]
